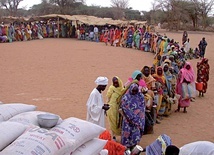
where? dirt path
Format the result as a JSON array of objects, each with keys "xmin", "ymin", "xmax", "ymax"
[{"xmin": 0, "ymin": 30, "xmax": 213, "ymax": 147}]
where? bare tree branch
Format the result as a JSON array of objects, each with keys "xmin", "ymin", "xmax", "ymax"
[
  {"xmin": 110, "ymin": 0, "xmax": 129, "ymax": 9},
  {"xmin": 0, "ymin": 0, "xmax": 23, "ymax": 16}
]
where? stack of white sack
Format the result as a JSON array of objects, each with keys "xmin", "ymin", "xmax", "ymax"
[
  {"xmin": 0, "ymin": 126, "xmax": 75, "ymax": 155},
  {"xmin": 0, "ymin": 103, "xmax": 37, "ymax": 152},
  {"xmin": 8, "ymin": 111, "xmax": 62, "ymax": 127},
  {"xmin": 51, "ymin": 117, "xmax": 107, "ymax": 155},
  {"xmin": 0, "ymin": 103, "xmax": 108, "ymax": 155},
  {"xmin": 0, "ymin": 122, "xmax": 27, "ymax": 151},
  {"xmin": 0, "ymin": 103, "xmax": 37, "ymax": 122}
]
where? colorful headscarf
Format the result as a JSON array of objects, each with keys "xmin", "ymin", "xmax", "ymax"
[
  {"xmin": 107, "ymin": 76, "xmax": 124, "ymax": 97},
  {"xmin": 132, "ymin": 70, "xmax": 142, "ymax": 79},
  {"xmin": 179, "ymin": 62, "xmax": 195, "ymax": 83},
  {"xmin": 129, "ymin": 83, "xmax": 139, "ymax": 95}
]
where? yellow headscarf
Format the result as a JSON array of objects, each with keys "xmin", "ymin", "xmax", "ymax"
[{"xmin": 107, "ymin": 76, "xmax": 124, "ymax": 99}]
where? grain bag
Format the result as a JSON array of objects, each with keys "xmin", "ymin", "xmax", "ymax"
[
  {"xmin": 0, "ymin": 126, "xmax": 75, "ymax": 155},
  {"xmin": 99, "ymin": 149, "xmax": 109, "ymax": 155},
  {"xmin": 0, "ymin": 103, "xmax": 36, "ymax": 122},
  {"xmin": 0, "ymin": 122, "xmax": 27, "ymax": 151},
  {"xmin": 50, "ymin": 117, "xmax": 105, "ymax": 152},
  {"xmin": 8, "ymin": 111, "xmax": 62, "ymax": 127},
  {"xmin": 65, "ymin": 138, "xmax": 107, "ymax": 155},
  {"xmin": 179, "ymin": 141, "xmax": 214, "ymax": 155}
]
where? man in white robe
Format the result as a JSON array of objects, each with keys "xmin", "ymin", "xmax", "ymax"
[
  {"xmin": 183, "ymin": 38, "xmax": 190, "ymax": 53},
  {"xmin": 86, "ymin": 76, "xmax": 109, "ymax": 128}
]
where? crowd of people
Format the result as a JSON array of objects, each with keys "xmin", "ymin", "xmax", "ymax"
[
  {"xmin": 0, "ymin": 21, "xmax": 208, "ymax": 60},
  {"xmin": 0, "ymin": 21, "xmax": 207, "ymax": 61},
  {"xmin": 0, "ymin": 21, "xmax": 77, "ymax": 42},
  {"xmin": 85, "ymin": 30, "xmax": 210, "ymax": 154},
  {"xmin": 1, "ymin": 20, "xmax": 211, "ymax": 154}
]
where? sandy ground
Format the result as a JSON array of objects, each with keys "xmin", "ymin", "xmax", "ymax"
[{"xmin": 0, "ymin": 30, "xmax": 213, "ymax": 148}]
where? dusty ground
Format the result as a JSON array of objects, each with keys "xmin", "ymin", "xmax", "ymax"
[{"xmin": 0, "ymin": 30, "xmax": 213, "ymax": 148}]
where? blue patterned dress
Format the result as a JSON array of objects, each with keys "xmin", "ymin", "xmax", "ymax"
[{"xmin": 121, "ymin": 83, "xmax": 146, "ymax": 148}]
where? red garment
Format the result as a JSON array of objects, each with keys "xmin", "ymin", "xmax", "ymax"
[
  {"xmin": 100, "ymin": 34, "xmax": 104, "ymax": 42},
  {"xmin": 103, "ymin": 31, "xmax": 108, "ymax": 43},
  {"xmin": 99, "ymin": 130, "xmax": 126, "ymax": 155},
  {"xmin": 109, "ymin": 29, "xmax": 114, "ymax": 45},
  {"xmin": 197, "ymin": 58, "xmax": 210, "ymax": 93}
]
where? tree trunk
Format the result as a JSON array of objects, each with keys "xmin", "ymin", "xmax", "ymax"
[{"xmin": 202, "ymin": 15, "xmax": 207, "ymax": 29}]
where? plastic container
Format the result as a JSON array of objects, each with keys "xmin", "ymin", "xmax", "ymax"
[
  {"xmin": 195, "ymin": 82, "xmax": 203, "ymax": 91},
  {"xmin": 131, "ymin": 145, "xmax": 144, "ymax": 155}
]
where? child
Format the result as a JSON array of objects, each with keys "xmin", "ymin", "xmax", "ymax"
[
  {"xmin": 89, "ymin": 31, "xmax": 94, "ymax": 41},
  {"xmin": 194, "ymin": 47, "xmax": 200, "ymax": 58}
]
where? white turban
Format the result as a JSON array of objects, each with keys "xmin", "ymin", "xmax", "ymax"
[{"xmin": 95, "ymin": 76, "xmax": 108, "ymax": 85}]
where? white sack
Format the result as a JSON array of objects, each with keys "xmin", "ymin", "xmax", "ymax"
[
  {"xmin": 50, "ymin": 117, "xmax": 105, "ymax": 152},
  {"xmin": 0, "ymin": 103, "xmax": 37, "ymax": 122},
  {"xmin": 0, "ymin": 126, "xmax": 75, "ymax": 155},
  {"xmin": 179, "ymin": 141, "xmax": 214, "ymax": 155},
  {"xmin": 0, "ymin": 122, "xmax": 27, "ymax": 151},
  {"xmin": 66, "ymin": 138, "xmax": 107, "ymax": 155},
  {"xmin": 99, "ymin": 149, "xmax": 109, "ymax": 155},
  {"xmin": 8, "ymin": 111, "xmax": 62, "ymax": 127}
]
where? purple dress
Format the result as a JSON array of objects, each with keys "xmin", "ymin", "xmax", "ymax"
[{"xmin": 121, "ymin": 83, "xmax": 145, "ymax": 148}]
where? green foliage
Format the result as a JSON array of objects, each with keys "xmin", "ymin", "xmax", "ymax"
[
  {"xmin": 124, "ymin": 9, "xmax": 142, "ymax": 20},
  {"xmin": 29, "ymin": 1, "xmax": 60, "ymax": 16},
  {"xmin": 154, "ymin": 0, "xmax": 213, "ymax": 30}
]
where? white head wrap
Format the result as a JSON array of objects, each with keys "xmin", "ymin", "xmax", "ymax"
[{"xmin": 95, "ymin": 76, "xmax": 108, "ymax": 85}]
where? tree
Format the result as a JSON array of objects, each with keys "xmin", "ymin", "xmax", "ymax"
[
  {"xmin": 0, "ymin": 8, "xmax": 2, "ymax": 18},
  {"xmin": 124, "ymin": 9, "xmax": 142, "ymax": 20},
  {"xmin": 191, "ymin": 0, "xmax": 214, "ymax": 28},
  {"xmin": 49, "ymin": 0, "xmax": 84, "ymax": 14},
  {"xmin": 110, "ymin": 0, "xmax": 129, "ymax": 19},
  {"xmin": 181, "ymin": 1, "xmax": 199, "ymax": 29},
  {"xmin": 110, "ymin": 0, "xmax": 129, "ymax": 9},
  {"xmin": 29, "ymin": 0, "xmax": 59, "ymax": 16},
  {"xmin": 155, "ymin": 0, "xmax": 181, "ymax": 30},
  {"xmin": 0, "ymin": 0, "xmax": 23, "ymax": 16}
]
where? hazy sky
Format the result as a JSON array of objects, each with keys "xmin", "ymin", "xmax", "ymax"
[{"xmin": 19, "ymin": 0, "xmax": 154, "ymax": 11}]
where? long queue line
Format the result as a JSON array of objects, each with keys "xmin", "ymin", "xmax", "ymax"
[
  {"xmin": 85, "ymin": 29, "xmax": 209, "ymax": 154},
  {"xmin": 86, "ymin": 32, "xmax": 209, "ymax": 153},
  {"xmin": 0, "ymin": 21, "xmax": 210, "ymax": 154}
]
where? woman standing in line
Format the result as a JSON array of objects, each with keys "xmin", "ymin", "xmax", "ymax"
[
  {"xmin": 196, "ymin": 58, "xmax": 210, "ymax": 97},
  {"xmin": 107, "ymin": 76, "xmax": 125, "ymax": 141},
  {"xmin": 120, "ymin": 83, "xmax": 145, "ymax": 150},
  {"xmin": 153, "ymin": 67, "xmax": 166, "ymax": 118},
  {"xmin": 175, "ymin": 62, "xmax": 196, "ymax": 113}
]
